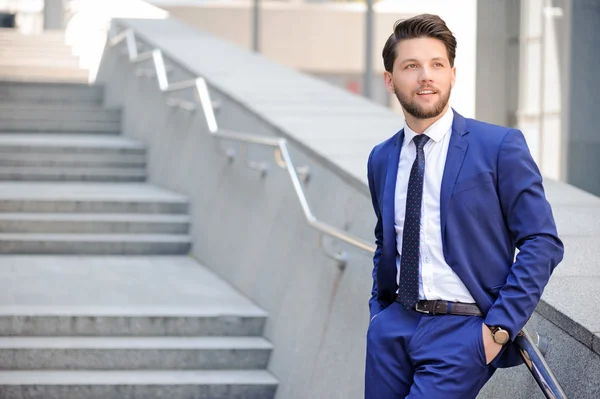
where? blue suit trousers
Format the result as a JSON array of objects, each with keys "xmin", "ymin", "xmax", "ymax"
[{"xmin": 365, "ymin": 301, "xmax": 496, "ymax": 399}]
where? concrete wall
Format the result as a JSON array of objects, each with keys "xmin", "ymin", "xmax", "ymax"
[
  {"xmin": 96, "ymin": 16, "xmax": 599, "ymax": 399},
  {"xmin": 566, "ymin": 0, "xmax": 600, "ymax": 197}
]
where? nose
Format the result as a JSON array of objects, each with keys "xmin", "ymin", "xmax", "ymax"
[{"xmin": 418, "ymin": 66, "xmax": 433, "ymax": 83}]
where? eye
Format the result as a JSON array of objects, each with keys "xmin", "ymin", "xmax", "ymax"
[
  {"xmin": 405, "ymin": 64, "xmax": 417, "ymax": 69},
  {"xmin": 434, "ymin": 62, "xmax": 444, "ymax": 67}
]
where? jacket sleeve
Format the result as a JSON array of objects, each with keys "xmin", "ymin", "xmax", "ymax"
[
  {"xmin": 367, "ymin": 148, "xmax": 385, "ymax": 319},
  {"xmin": 484, "ymin": 129, "xmax": 564, "ymax": 340}
]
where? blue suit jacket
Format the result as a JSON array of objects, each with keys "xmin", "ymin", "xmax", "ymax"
[{"xmin": 366, "ymin": 109, "xmax": 564, "ymax": 368}]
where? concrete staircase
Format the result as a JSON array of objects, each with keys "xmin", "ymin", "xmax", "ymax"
[
  {"xmin": 0, "ymin": 28, "xmax": 88, "ymax": 82},
  {"xmin": 0, "ymin": 80, "xmax": 278, "ymax": 398}
]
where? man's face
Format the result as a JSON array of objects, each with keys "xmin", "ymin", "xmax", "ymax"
[{"xmin": 384, "ymin": 37, "xmax": 456, "ymax": 120}]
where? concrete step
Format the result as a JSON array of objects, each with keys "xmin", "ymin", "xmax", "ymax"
[
  {"xmin": 0, "ymin": 37, "xmax": 66, "ymax": 44},
  {"xmin": 0, "ymin": 47, "xmax": 74, "ymax": 54},
  {"xmin": 0, "ymin": 370, "xmax": 278, "ymax": 399},
  {"xmin": 0, "ymin": 336, "xmax": 272, "ymax": 370},
  {"xmin": 0, "ymin": 59, "xmax": 81, "ymax": 69},
  {"xmin": 0, "ymin": 134, "xmax": 145, "ymax": 154},
  {"xmin": 0, "ymin": 134, "xmax": 147, "ymax": 168},
  {"xmin": 0, "ymin": 233, "xmax": 192, "ymax": 255},
  {"xmin": 0, "ymin": 66, "xmax": 88, "ymax": 84},
  {"xmin": 0, "ymin": 55, "xmax": 75, "ymax": 63},
  {"xmin": 0, "ymin": 213, "xmax": 190, "ymax": 234},
  {"xmin": 0, "ymin": 43, "xmax": 68, "ymax": 50},
  {"xmin": 0, "ymin": 38, "xmax": 65, "ymax": 43},
  {"xmin": 0, "ymin": 153, "xmax": 146, "ymax": 168},
  {"xmin": 0, "ymin": 41, "xmax": 68, "ymax": 49},
  {"xmin": 0, "ymin": 34, "xmax": 66, "ymax": 41},
  {"xmin": 0, "ymin": 52, "xmax": 77, "ymax": 59},
  {"xmin": 0, "ymin": 81, "xmax": 103, "ymax": 105},
  {"xmin": 0, "ymin": 256, "xmax": 269, "ymax": 337},
  {"xmin": 0, "ymin": 49, "xmax": 75, "ymax": 56},
  {"xmin": 0, "ymin": 308, "xmax": 267, "ymax": 337},
  {"xmin": 0, "ymin": 104, "xmax": 118, "ymax": 121},
  {"xmin": 0, "ymin": 166, "xmax": 147, "ymax": 182},
  {"xmin": 0, "ymin": 182, "xmax": 189, "ymax": 214},
  {"xmin": 0, "ymin": 28, "xmax": 66, "ymax": 40},
  {"xmin": 0, "ymin": 104, "xmax": 120, "ymax": 134}
]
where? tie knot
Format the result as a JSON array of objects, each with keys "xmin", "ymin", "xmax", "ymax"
[{"xmin": 413, "ymin": 134, "xmax": 430, "ymax": 149}]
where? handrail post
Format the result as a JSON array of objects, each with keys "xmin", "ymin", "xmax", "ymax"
[{"xmin": 125, "ymin": 29, "xmax": 138, "ymax": 61}]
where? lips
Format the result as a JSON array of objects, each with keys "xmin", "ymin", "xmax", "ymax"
[{"xmin": 417, "ymin": 89, "xmax": 437, "ymax": 95}]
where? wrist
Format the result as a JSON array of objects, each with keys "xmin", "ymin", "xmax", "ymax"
[{"xmin": 485, "ymin": 323, "xmax": 510, "ymax": 345}]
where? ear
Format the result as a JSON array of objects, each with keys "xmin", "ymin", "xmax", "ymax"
[
  {"xmin": 450, "ymin": 66, "xmax": 456, "ymax": 88},
  {"xmin": 383, "ymin": 71, "xmax": 394, "ymax": 93}
]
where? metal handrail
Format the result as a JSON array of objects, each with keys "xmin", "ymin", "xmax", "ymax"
[
  {"xmin": 108, "ymin": 27, "xmax": 567, "ymax": 398},
  {"xmin": 109, "ymin": 28, "xmax": 375, "ymax": 262}
]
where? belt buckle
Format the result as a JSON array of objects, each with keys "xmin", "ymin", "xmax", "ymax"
[{"xmin": 415, "ymin": 301, "xmax": 430, "ymax": 314}]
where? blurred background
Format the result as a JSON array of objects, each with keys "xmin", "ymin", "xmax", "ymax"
[{"xmin": 0, "ymin": 0, "xmax": 595, "ymax": 194}]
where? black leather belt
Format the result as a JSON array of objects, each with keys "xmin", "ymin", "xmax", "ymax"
[{"xmin": 411, "ymin": 299, "xmax": 483, "ymax": 316}]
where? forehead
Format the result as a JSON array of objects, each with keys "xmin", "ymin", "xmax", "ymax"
[{"xmin": 395, "ymin": 37, "xmax": 449, "ymax": 63}]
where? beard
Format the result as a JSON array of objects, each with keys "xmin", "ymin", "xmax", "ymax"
[{"xmin": 394, "ymin": 84, "xmax": 451, "ymax": 120}]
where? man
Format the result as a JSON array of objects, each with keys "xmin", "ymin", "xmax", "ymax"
[{"xmin": 365, "ymin": 13, "xmax": 564, "ymax": 399}]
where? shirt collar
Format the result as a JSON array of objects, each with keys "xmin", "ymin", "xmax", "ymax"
[{"xmin": 403, "ymin": 107, "xmax": 454, "ymax": 146}]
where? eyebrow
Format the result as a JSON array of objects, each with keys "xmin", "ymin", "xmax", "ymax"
[{"xmin": 399, "ymin": 57, "xmax": 447, "ymax": 64}]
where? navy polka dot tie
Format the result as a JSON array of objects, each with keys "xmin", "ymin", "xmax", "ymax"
[{"xmin": 397, "ymin": 134, "xmax": 430, "ymax": 309}]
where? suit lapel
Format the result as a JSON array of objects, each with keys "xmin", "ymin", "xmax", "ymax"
[
  {"xmin": 382, "ymin": 130, "xmax": 403, "ymax": 258},
  {"xmin": 440, "ymin": 110, "xmax": 469, "ymax": 239}
]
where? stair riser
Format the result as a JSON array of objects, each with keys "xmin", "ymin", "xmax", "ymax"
[
  {"xmin": 0, "ymin": 83, "xmax": 103, "ymax": 105},
  {"xmin": 0, "ymin": 316, "xmax": 266, "ymax": 337},
  {"xmin": 0, "ymin": 348, "xmax": 270, "ymax": 370},
  {"xmin": 0, "ymin": 60, "xmax": 80, "ymax": 68},
  {"xmin": 0, "ymin": 56, "xmax": 78, "ymax": 61},
  {"xmin": 0, "ymin": 384, "xmax": 277, "ymax": 399},
  {"xmin": 0, "ymin": 73, "xmax": 88, "ymax": 82},
  {"xmin": 0, "ymin": 66, "xmax": 88, "ymax": 76},
  {"xmin": 0, "ymin": 172, "xmax": 146, "ymax": 182},
  {"xmin": 0, "ymin": 56, "xmax": 75, "ymax": 62},
  {"xmin": 0, "ymin": 159, "xmax": 146, "ymax": 168},
  {"xmin": 0, "ymin": 76, "xmax": 89, "ymax": 84},
  {"xmin": 0, "ymin": 220, "xmax": 189, "ymax": 234},
  {"xmin": 0, "ymin": 39, "xmax": 70, "ymax": 43},
  {"xmin": 0, "ymin": 121, "xmax": 120, "ymax": 134},
  {"xmin": 0, "ymin": 201, "xmax": 188, "ymax": 214},
  {"xmin": 0, "ymin": 108, "xmax": 120, "ymax": 122},
  {"xmin": 0, "ymin": 47, "xmax": 69, "ymax": 52},
  {"xmin": 0, "ymin": 148, "xmax": 144, "ymax": 156},
  {"xmin": 0, "ymin": 240, "xmax": 191, "ymax": 255},
  {"xmin": 0, "ymin": 37, "xmax": 66, "ymax": 42},
  {"xmin": 0, "ymin": 47, "xmax": 73, "ymax": 53}
]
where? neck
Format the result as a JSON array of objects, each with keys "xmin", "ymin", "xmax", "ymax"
[{"xmin": 404, "ymin": 106, "xmax": 450, "ymax": 134}]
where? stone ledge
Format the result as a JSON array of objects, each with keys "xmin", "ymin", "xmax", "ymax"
[
  {"xmin": 551, "ymin": 236, "xmax": 600, "ymax": 277},
  {"xmin": 593, "ymin": 333, "xmax": 600, "ymax": 356},
  {"xmin": 537, "ymin": 277, "xmax": 600, "ymax": 350}
]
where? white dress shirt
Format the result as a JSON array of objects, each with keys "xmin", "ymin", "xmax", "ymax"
[{"xmin": 395, "ymin": 108, "xmax": 475, "ymax": 303}]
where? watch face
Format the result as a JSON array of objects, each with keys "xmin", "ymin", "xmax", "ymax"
[{"xmin": 495, "ymin": 329, "xmax": 510, "ymax": 345}]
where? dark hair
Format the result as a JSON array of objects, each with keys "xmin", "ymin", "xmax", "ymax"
[{"xmin": 382, "ymin": 14, "xmax": 457, "ymax": 73}]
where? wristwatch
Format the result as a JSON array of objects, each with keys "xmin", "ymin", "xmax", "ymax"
[{"xmin": 488, "ymin": 326, "xmax": 510, "ymax": 345}]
